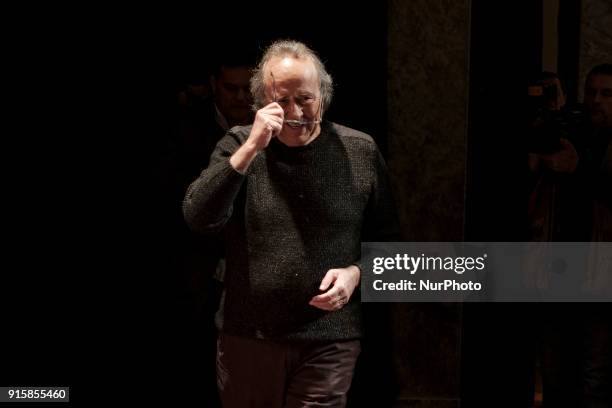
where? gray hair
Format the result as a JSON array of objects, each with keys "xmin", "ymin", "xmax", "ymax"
[{"xmin": 250, "ymin": 40, "xmax": 333, "ymax": 114}]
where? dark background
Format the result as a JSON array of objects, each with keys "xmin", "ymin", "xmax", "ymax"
[
  {"xmin": 2, "ymin": 0, "xmax": 602, "ymax": 406},
  {"xmin": 2, "ymin": 3, "xmax": 391, "ymax": 405}
]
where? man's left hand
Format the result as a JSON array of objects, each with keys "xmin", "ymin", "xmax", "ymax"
[{"xmin": 309, "ymin": 265, "xmax": 360, "ymax": 311}]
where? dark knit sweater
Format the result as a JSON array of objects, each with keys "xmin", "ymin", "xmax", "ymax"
[{"xmin": 183, "ymin": 121, "xmax": 399, "ymax": 341}]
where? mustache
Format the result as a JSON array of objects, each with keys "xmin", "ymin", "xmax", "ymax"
[{"xmin": 284, "ymin": 119, "xmax": 320, "ymax": 126}]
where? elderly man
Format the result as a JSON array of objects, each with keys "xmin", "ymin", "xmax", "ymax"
[{"xmin": 183, "ymin": 39, "xmax": 398, "ymax": 407}]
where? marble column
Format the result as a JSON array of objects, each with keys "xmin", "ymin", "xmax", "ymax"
[
  {"xmin": 578, "ymin": 0, "xmax": 612, "ymax": 101},
  {"xmin": 387, "ymin": 0, "xmax": 470, "ymax": 406}
]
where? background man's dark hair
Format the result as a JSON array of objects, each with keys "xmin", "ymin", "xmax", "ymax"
[
  {"xmin": 210, "ymin": 43, "xmax": 258, "ymax": 78},
  {"xmin": 586, "ymin": 63, "xmax": 612, "ymax": 83}
]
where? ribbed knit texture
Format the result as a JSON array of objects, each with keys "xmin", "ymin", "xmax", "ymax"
[{"xmin": 183, "ymin": 121, "xmax": 399, "ymax": 341}]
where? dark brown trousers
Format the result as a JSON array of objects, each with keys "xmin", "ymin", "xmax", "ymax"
[{"xmin": 216, "ymin": 333, "xmax": 361, "ymax": 408}]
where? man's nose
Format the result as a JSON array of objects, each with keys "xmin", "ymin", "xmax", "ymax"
[
  {"xmin": 285, "ymin": 101, "xmax": 303, "ymax": 117},
  {"xmin": 593, "ymin": 91, "xmax": 602, "ymax": 104},
  {"xmin": 236, "ymin": 88, "xmax": 248, "ymax": 102}
]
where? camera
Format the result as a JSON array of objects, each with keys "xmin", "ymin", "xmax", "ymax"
[{"xmin": 526, "ymin": 80, "xmax": 588, "ymax": 154}]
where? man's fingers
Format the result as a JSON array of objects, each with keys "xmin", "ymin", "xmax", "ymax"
[
  {"xmin": 309, "ymin": 295, "xmax": 347, "ymax": 311},
  {"xmin": 309, "ymin": 300, "xmax": 338, "ymax": 311},
  {"xmin": 265, "ymin": 101, "xmax": 283, "ymax": 110},
  {"xmin": 311, "ymin": 287, "xmax": 338, "ymax": 303},
  {"xmin": 309, "ymin": 267, "xmax": 358, "ymax": 311},
  {"xmin": 309, "ymin": 301, "xmax": 334, "ymax": 311},
  {"xmin": 261, "ymin": 115, "xmax": 283, "ymax": 137},
  {"xmin": 264, "ymin": 118, "xmax": 282, "ymax": 130},
  {"xmin": 256, "ymin": 105, "xmax": 284, "ymax": 125},
  {"xmin": 266, "ymin": 115, "xmax": 283, "ymax": 127},
  {"xmin": 310, "ymin": 283, "xmax": 348, "ymax": 305},
  {"xmin": 263, "ymin": 102, "xmax": 285, "ymax": 117},
  {"xmin": 267, "ymin": 115, "xmax": 283, "ymax": 126},
  {"xmin": 319, "ymin": 270, "xmax": 337, "ymax": 291}
]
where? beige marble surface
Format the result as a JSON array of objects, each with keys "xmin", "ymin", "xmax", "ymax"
[
  {"xmin": 387, "ymin": 0, "xmax": 469, "ymax": 242},
  {"xmin": 386, "ymin": 0, "xmax": 470, "ymax": 405},
  {"xmin": 579, "ymin": 0, "xmax": 612, "ymax": 101}
]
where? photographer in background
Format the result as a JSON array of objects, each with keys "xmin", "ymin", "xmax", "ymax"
[
  {"xmin": 525, "ymin": 66, "xmax": 612, "ymax": 407},
  {"xmin": 526, "ymin": 66, "xmax": 611, "ymax": 242},
  {"xmin": 526, "ymin": 71, "xmax": 591, "ymax": 241}
]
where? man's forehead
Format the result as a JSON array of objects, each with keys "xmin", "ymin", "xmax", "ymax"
[
  {"xmin": 278, "ymin": 57, "xmax": 295, "ymax": 68},
  {"xmin": 265, "ymin": 56, "xmax": 317, "ymax": 77},
  {"xmin": 587, "ymin": 74, "xmax": 612, "ymax": 89}
]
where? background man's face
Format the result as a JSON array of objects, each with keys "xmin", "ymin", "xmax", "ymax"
[
  {"xmin": 584, "ymin": 74, "xmax": 612, "ymax": 128},
  {"xmin": 212, "ymin": 66, "xmax": 254, "ymax": 126}
]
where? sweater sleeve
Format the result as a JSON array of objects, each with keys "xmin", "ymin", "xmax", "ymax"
[
  {"xmin": 354, "ymin": 146, "xmax": 401, "ymax": 273},
  {"xmin": 182, "ymin": 128, "xmax": 248, "ymax": 233}
]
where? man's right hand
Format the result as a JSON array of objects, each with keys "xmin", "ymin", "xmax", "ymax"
[
  {"xmin": 230, "ymin": 102, "xmax": 284, "ymax": 173},
  {"xmin": 247, "ymin": 102, "xmax": 284, "ymax": 151}
]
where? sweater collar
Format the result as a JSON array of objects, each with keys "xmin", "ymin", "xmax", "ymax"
[{"xmin": 270, "ymin": 120, "xmax": 332, "ymax": 154}]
